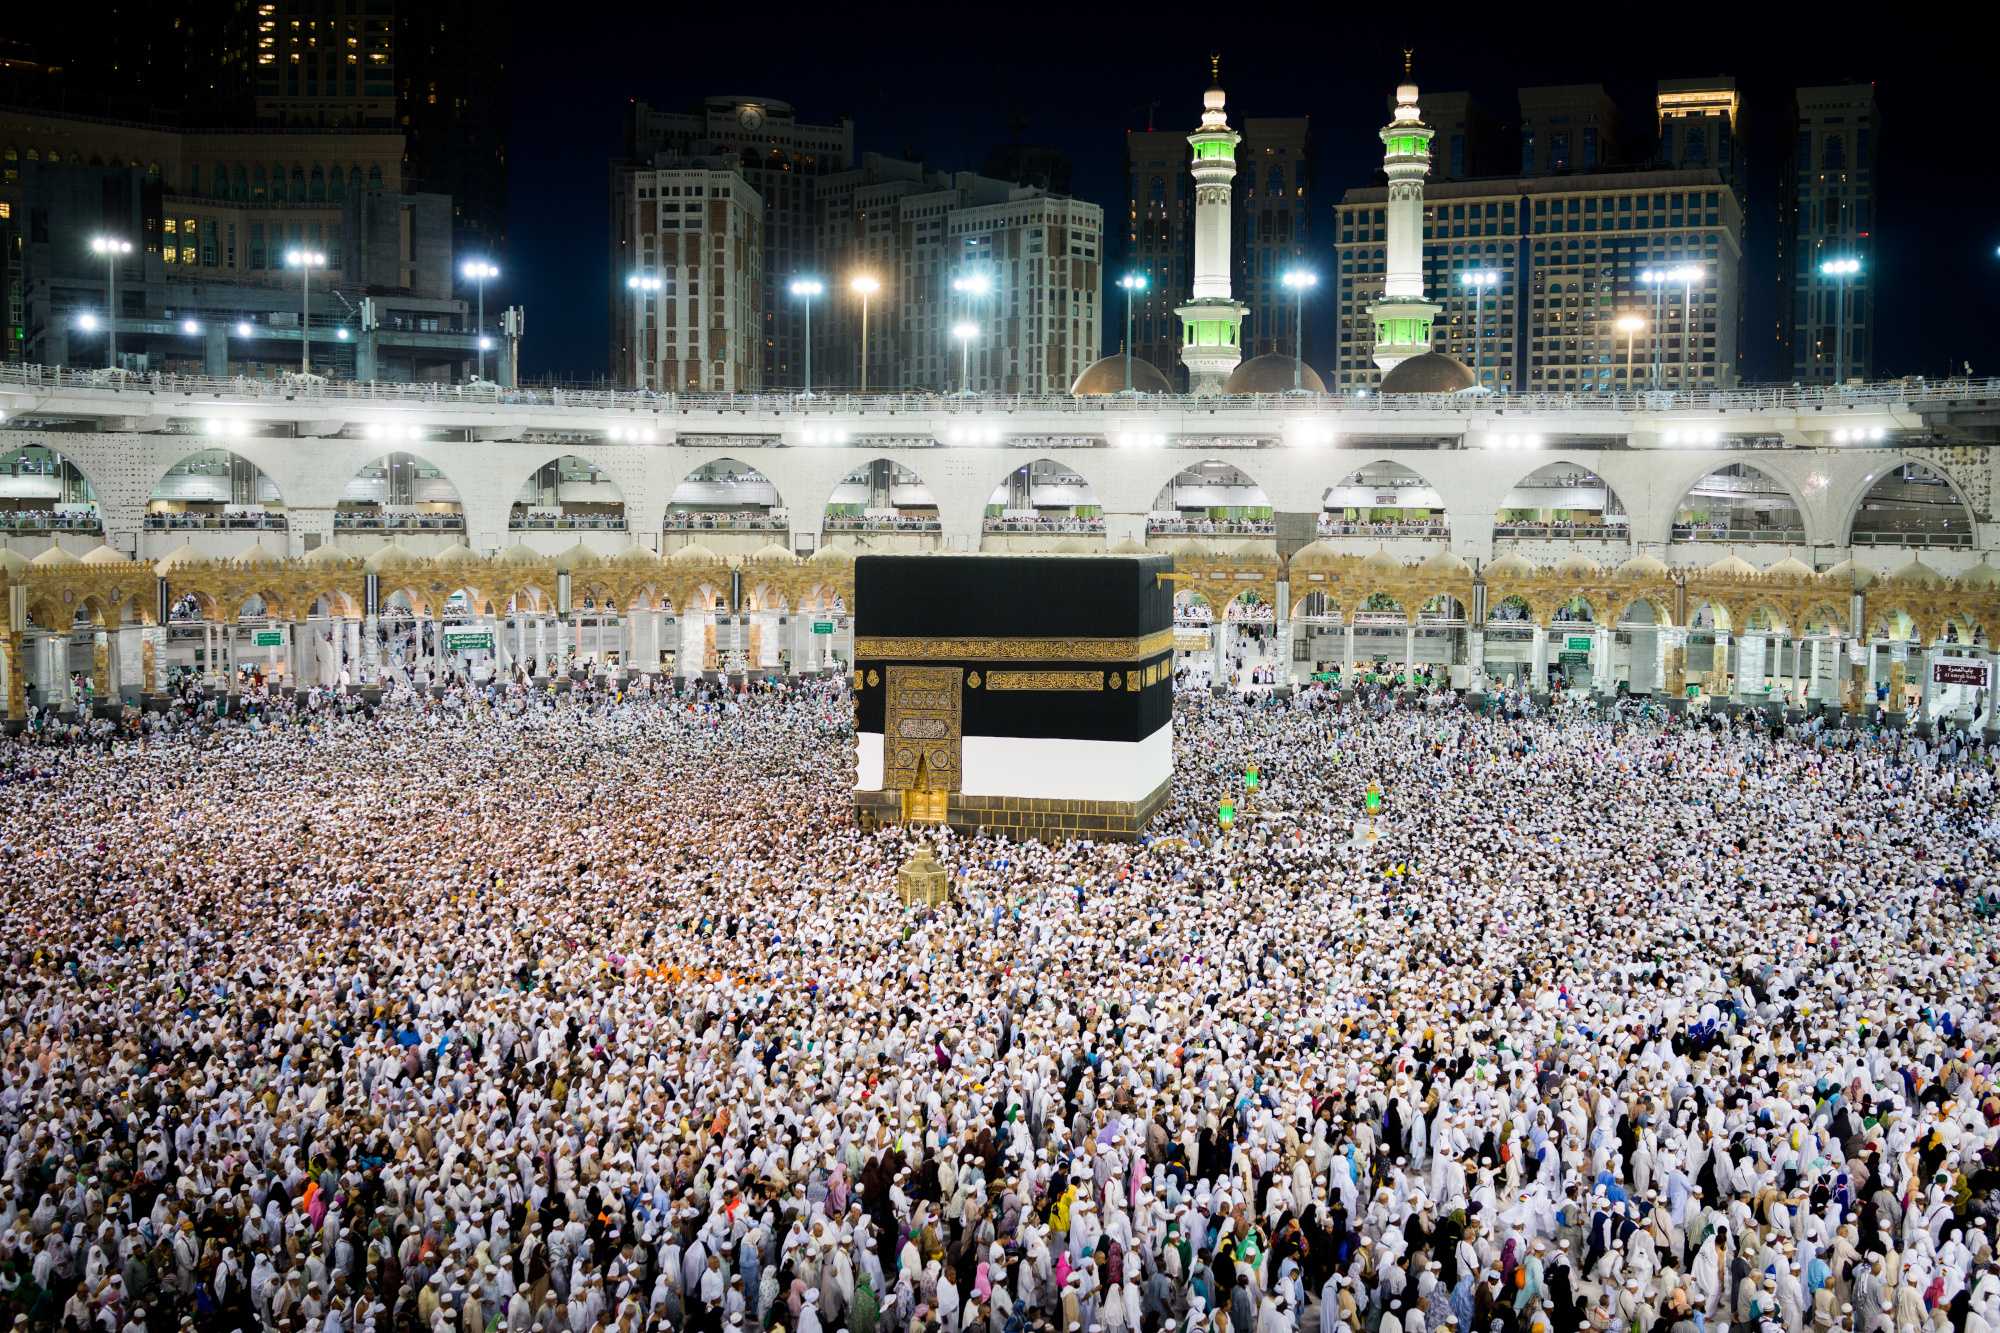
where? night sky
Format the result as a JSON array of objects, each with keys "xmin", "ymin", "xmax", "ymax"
[{"xmin": 502, "ymin": 3, "xmax": 2000, "ymax": 385}]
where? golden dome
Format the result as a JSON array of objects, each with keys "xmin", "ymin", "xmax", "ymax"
[
  {"xmin": 1071, "ymin": 353, "xmax": 1174, "ymax": 396},
  {"xmin": 1380, "ymin": 351, "xmax": 1477, "ymax": 395},
  {"xmin": 1222, "ymin": 353, "xmax": 1325, "ymax": 395}
]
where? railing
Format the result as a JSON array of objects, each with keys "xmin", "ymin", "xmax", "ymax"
[
  {"xmin": 1147, "ymin": 519, "xmax": 1276, "ymax": 535},
  {"xmin": 6, "ymin": 361, "xmax": 1999, "ymax": 418},
  {"xmin": 508, "ymin": 515, "xmax": 628, "ymax": 530},
  {"xmin": 332, "ymin": 513, "xmax": 465, "ymax": 531},
  {"xmin": 663, "ymin": 512, "xmax": 788, "ymax": 531},
  {"xmin": 1850, "ymin": 530, "xmax": 1975, "ymax": 548},
  {"xmin": 1317, "ymin": 519, "xmax": 1448, "ymax": 537},
  {"xmin": 143, "ymin": 513, "xmax": 287, "ymax": 530},
  {"xmin": 982, "ymin": 517, "xmax": 1106, "ymax": 534},
  {"xmin": 0, "ymin": 512, "xmax": 103, "ymax": 532},
  {"xmin": 824, "ymin": 516, "xmax": 941, "ymax": 533},
  {"xmin": 1493, "ymin": 523, "xmax": 1631, "ymax": 540},
  {"xmin": 1669, "ymin": 524, "xmax": 1808, "ymax": 542}
]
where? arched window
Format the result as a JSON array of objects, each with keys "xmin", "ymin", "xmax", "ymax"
[
  {"xmin": 310, "ymin": 165, "xmax": 325, "ymax": 200},
  {"xmin": 1149, "ymin": 175, "xmax": 1165, "ymax": 205},
  {"xmin": 367, "ymin": 164, "xmax": 383, "ymax": 189},
  {"xmin": 290, "ymin": 166, "xmax": 306, "ymax": 199},
  {"xmin": 252, "ymin": 165, "xmax": 267, "ymax": 201},
  {"xmin": 329, "ymin": 165, "xmax": 345, "ymax": 201},
  {"xmin": 233, "ymin": 165, "xmax": 248, "ymax": 201}
]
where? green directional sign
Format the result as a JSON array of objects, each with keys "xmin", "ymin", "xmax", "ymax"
[
  {"xmin": 253, "ymin": 630, "xmax": 284, "ymax": 647},
  {"xmin": 1566, "ymin": 635, "xmax": 1593, "ymax": 652},
  {"xmin": 812, "ymin": 621, "xmax": 836, "ymax": 635},
  {"xmin": 443, "ymin": 630, "xmax": 494, "ymax": 653}
]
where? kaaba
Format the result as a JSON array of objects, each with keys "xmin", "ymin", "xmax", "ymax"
[{"xmin": 852, "ymin": 554, "xmax": 1175, "ymax": 841}]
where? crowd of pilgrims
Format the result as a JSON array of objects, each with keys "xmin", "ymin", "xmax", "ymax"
[{"xmin": 3, "ymin": 673, "xmax": 1999, "ymax": 1333}]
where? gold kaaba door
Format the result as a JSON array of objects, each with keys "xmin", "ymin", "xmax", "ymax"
[{"xmin": 885, "ymin": 665, "xmax": 961, "ymax": 823}]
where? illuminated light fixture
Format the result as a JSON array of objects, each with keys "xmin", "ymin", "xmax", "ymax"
[
  {"xmin": 235, "ymin": 321, "xmax": 254, "ymax": 337},
  {"xmin": 1664, "ymin": 429, "xmax": 1682, "ymax": 445},
  {"xmin": 335, "ymin": 327, "xmax": 350, "ymax": 341},
  {"xmin": 1833, "ymin": 428, "xmax": 1851, "ymax": 444},
  {"xmin": 478, "ymin": 336, "xmax": 494, "ymax": 350},
  {"xmin": 1868, "ymin": 426, "xmax": 1885, "ymax": 442},
  {"xmin": 364, "ymin": 424, "xmax": 384, "ymax": 440},
  {"xmin": 76, "ymin": 312, "xmax": 101, "ymax": 331},
  {"xmin": 180, "ymin": 319, "xmax": 202, "ymax": 335},
  {"xmin": 640, "ymin": 427, "xmax": 658, "ymax": 444},
  {"xmin": 1288, "ymin": 421, "xmax": 1336, "ymax": 447},
  {"xmin": 204, "ymin": 418, "xmax": 224, "ymax": 435},
  {"xmin": 951, "ymin": 273, "xmax": 993, "ymax": 297}
]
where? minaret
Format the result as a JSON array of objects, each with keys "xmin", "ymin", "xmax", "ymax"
[
  {"xmin": 1175, "ymin": 55, "xmax": 1246, "ymax": 395},
  {"xmin": 1368, "ymin": 53, "xmax": 1442, "ymax": 374}
]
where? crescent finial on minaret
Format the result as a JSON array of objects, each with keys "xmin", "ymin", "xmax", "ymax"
[
  {"xmin": 1211, "ymin": 52, "xmax": 1221, "ymax": 86},
  {"xmin": 1403, "ymin": 48, "xmax": 1414, "ymax": 78}
]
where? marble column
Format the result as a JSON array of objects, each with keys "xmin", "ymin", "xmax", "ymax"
[
  {"xmin": 147, "ymin": 626, "xmax": 168, "ymax": 694},
  {"xmin": 1594, "ymin": 624, "xmax": 1615, "ymax": 695},
  {"xmin": 2, "ymin": 630, "xmax": 24, "ymax": 720},
  {"xmin": 1468, "ymin": 628, "xmax": 1486, "ymax": 689},
  {"xmin": 1530, "ymin": 626, "xmax": 1548, "ymax": 691},
  {"xmin": 1402, "ymin": 623, "xmax": 1416, "ymax": 678},
  {"xmin": 362, "ymin": 613, "xmax": 380, "ymax": 685},
  {"xmin": 1344, "ymin": 622, "xmax": 1357, "ymax": 681}
]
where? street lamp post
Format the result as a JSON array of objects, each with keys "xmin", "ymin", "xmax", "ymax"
[
  {"xmin": 1280, "ymin": 268, "xmax": 1318, "ymax": 391},
  {"xmin": 1819, "ymin": 257, "xmax": 1862, "ymax": 386},
  {"xmin": 284, "ymin": 248, "xmax": 328, "ymax": 375},
  {"xmin": 1117, "ymin": 273, "xmax": 1148, "ymax": 392},
  {"xmin": 950, "ymin": 272, "xmax": 993, "ymax": 393},
  {"xmin": 1615, "ymin": 315, "xmax": 1645, "ymax": 390},
  {"xmin": 952, "ymin": 321, "xmax": 979, "ymax": 397},
  {"xmin": 1458, "ymin": 269, "xmax": 1500, "ymax": 390},
  {"xmin": 789, "ymin": 278, "xmax": 824, "ymax": 397},
  {"xmin": 1676, "ymin": 264, "xmax": 1702, "ymax": 390},
  {"xmin": 1638, "ymin": 269, "xmax": 1666, "ymax": 388},
  {"xmin": 462, "ymin": 260, "xmax": 499, "ymax": 381},
  {"xmin": 89, "ymin": 236, "xmax": 133, "ymax": 369},
  {"xmin": 849, "ymin": 275, "xmax": 880, "ymax": 393},
  {"xmin": 625, "ymin": 274, "xmax": 662, "ymax": 389}
]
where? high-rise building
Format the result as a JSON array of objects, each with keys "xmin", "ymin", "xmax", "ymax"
[
  {"xmin": 1785, "ymin": 83, "xmax": 1877, "ymax": 383},
  {"xmin": 251, "ymin": 1, "xmax": 398, "ymax": 128},
  {"xmin": 609, "ymin": 164, "xmax": 763, "ymax": 393},
  {"xmin": 2, "ymin": 108, "xmax": 478, "ymax": 381},
  {"xmin": 1123, "ymin": 127, "xmax": 1192, "ymax": 385},
  {"xmin": 1419, "ymin": 91, "xmax": 1498, "ymax": 182},
  {"xmin": 815, "ymin": 155, "xmax": 1100, "ymax": 394},
  {"xmin": 1518, "ymin": 85, "xmax": 1620, "ymax": 175},
  {"xmin": 625, "ymin": 97, "xmax": 855, "ymax": 390},
  {"xmin": 8, "ymin": 5, "xmax": 511, "ymax": 256},
  {"xmin": 1658, "ymin": 78, "xmax": 1747, "ymax": 376},
  {"xmin": 395, "ymin": 0, "xmax": 512, "ymax": 258},
  {"xmin": 1235, "ymin": 117, "xmax": 1310, "ymax": 359},
  {"xmin": 1174, "ymin": 66, "xmax": 1246, "ymax": 395},
  {"xmin": 1335, "ymin": 169, "xmax": 1743, "ymax": 393},
  {"xmin": 1366, "ymin": 67, "xmax": 1441, "ymax": 375},
  {"xmin": 949, "ymin": 193, "xmax": 1101, "ymax": 396}
]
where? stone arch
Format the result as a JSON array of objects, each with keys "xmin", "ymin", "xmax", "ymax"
[
  {"xmin": 341, "ymin": 452, "xmax": 465, "ymax": 533},
  {"xmin": 1687, "ymin": 600, "xmax": 1736, "ymax": 634},
  {"xmin": 511, "ymin": 453, "xmax": 627, "ymax": 531},
  {"xmin": 667, "ymin": 455, "xmax": 786, "ymax": 533},
  {"xmin": 824, "ymin": 457, "xmax": 939, "ymax": 535},
  {"xmin": 1843, "ymin": 460, "xmax": 1977, "ymax": 547},
  {"xmin": 149, "ymin": 447, "xmax": 287, "ymax": 527},
  {"xmin": 1321, "ymin": 458, "xmax": 1449, "ymax": 536},
  {"xmin": 1610, "ymin": 595, "xmax": 1676, "ymax": 628},
  {"xmin": 1147, "ymin": 458, "xmax": 1270, "ymax": 533},
  {"xmin": 1496, "ymin": 459, "xmax": 1631, "ymax": 540},
  {"xmin": 0, "ymin": 444, "xmax": 105, "ymax": 533},
  {"xmin": 306, "ymin": 588, "xmax": 363, "ymax": 618},
  {"xmin": 1669, "ymin": 462, "xmax": 1808, "ymax": 545},
  {"xmin": 984, "ymin": 456, "xmax": 1102, "ymax": 535}
]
